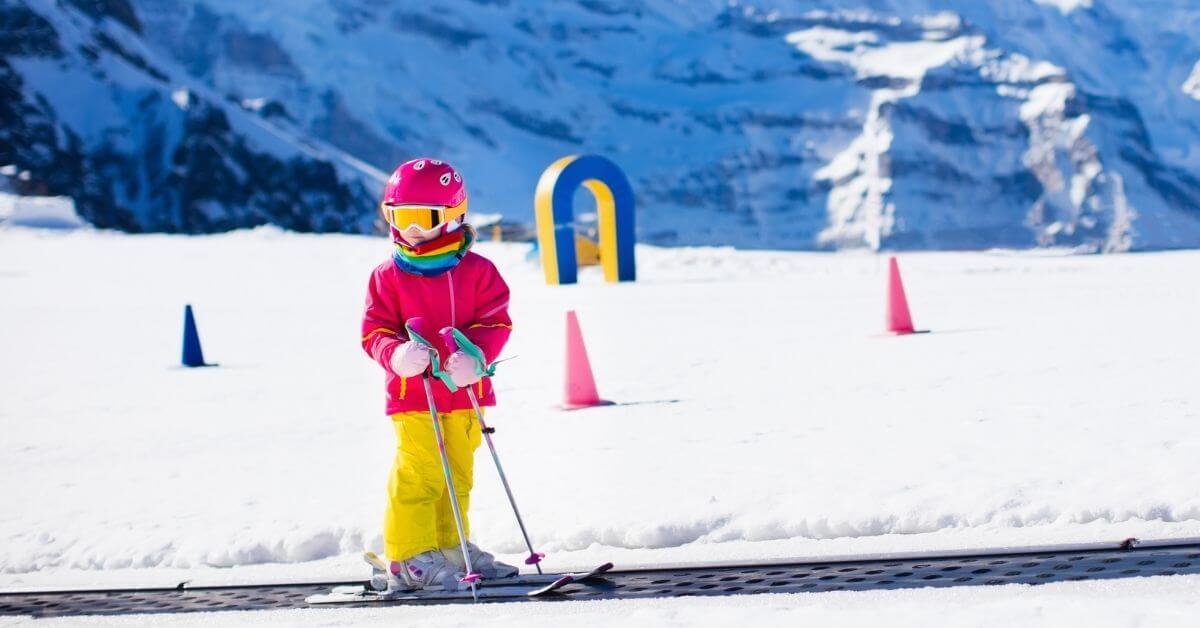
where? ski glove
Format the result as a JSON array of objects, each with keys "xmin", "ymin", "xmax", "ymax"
[
  {"xmin": 444, "ymin": 351, "xmax": 483, "ymax": 387},
  {"xmin": 390, "ymin": 341, "xmax": 432, "ymax": 378}
]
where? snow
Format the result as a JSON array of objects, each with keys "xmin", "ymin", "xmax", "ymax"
[
  {"xmin": 1018, "ymin": 82, "xmax": 1074, "ymax": 121},
  {"xmin": 240, "ymin": 98, "xmax": 268, "ymax": 112},
  {"xmin": 1184, "ymin": 61, "xmax": 1200, "ymax": 101},
  {"xmin": 0, "ymin": 194, "xmax": 87, "ymax": 230},
  {"xmin": 783, "ymin": 15, "xmax": 1143, "ymax": 252},
  {"xmin": 1033, "ymin": 0, "xmax": 1094, "ymax": 15},
  {"xmin": 785, "ymin": 26, "xmax": 982, "ymax": 83},
  {"xmin": 171, "ymin": 88, "xmax": 191, "ymax": 111},
  {"xmin": 1, "ymin": 228, "xmax": 1199, "ymax": 599},
  {"xmin": 789, "ymin": 23, "xmax": 994, "ymax": 249}
]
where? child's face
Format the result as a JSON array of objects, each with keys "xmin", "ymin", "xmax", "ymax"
[
  {"xmin": 397, "ymin": 219, "xmax": 462, "ymax": 245},
  {"xmin": 400, "ymin": 224, "xmax": 440, "ymax": 244}
]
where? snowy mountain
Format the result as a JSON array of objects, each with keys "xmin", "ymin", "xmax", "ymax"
[
  {"xmin": 3, "ymin": 0, "xmax": 1200, "ymax": 250},
  {"xmin": 0, "ymin": 0, "xmax": 383, "ymax": 232}
]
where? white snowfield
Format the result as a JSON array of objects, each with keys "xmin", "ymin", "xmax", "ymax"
[{"xmin": 1, "ymin": 228, "xmax": 1199, "ymax": 619}]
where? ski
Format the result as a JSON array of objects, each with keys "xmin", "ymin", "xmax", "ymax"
[
  {"xmin": 362, "ymin": 551, "xmax": 612, "ymax": 588},
  {"xmin": 524, "ymin": 562, "xmax": 614, "ymax": 597},
  {"xmin": 306, "ymin": 556, "xmax": 614, "ymax": 604},
  {"xmin": 307, "ymin": 584, "xmax": 535, "ymax": 605}
]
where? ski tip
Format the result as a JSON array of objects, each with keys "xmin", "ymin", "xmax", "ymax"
[
  {"xmin": 363, "ymin": 551, "xmax": 390, "ymax": 571},
  {"xmin": 528, "ymin": 574, "xmax": 574, "ymax": 597}
]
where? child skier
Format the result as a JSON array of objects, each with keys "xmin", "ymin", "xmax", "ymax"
[{"xmin": 360, "ymin": 158, "xmax": 516, "ymax": 591}]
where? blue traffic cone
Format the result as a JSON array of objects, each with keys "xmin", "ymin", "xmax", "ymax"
[{"xmin": 181, "ymin": 304, "xmax": 208, "ymax": 367}]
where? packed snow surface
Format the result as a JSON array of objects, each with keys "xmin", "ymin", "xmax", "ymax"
[{"xmin": 1, "ymin": 228, "xmax": 1199, "ymax": 591}]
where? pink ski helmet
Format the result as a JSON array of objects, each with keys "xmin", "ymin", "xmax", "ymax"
[{"xmin": 380, "ymin": 158, "xmax": 468, "ymax": 235}]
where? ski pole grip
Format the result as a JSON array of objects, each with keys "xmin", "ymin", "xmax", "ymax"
[
  {"xmin": 439, "ymin": 326, "xmax": 496, "ymax": 378},
  {"xmin": 405, "ymin": 317, "xmax": 459, "ymax": 392},
  {"xmin": 404, "ymin": 317, "xmax": 434, "ymax": 348},
  {"xmin": 439, "ymin": 327, "xmax": 461, "ymax": 353}
]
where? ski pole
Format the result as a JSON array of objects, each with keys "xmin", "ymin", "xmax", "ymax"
[
  {"xmin": 419, "ymin": 373, "xmax": 480, "ymax": 600},
  {"xmin": 441, "ymin": 327, "xmax": 545, "ymax": 574},
  {"xmin": 406, "ymin": 318, "xmax": 481, "ymax": 601}
]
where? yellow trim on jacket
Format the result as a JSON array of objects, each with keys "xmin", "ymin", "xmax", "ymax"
[{"xmin": 362, "ymin": 327, "xmax": 397, "ymax": 342}]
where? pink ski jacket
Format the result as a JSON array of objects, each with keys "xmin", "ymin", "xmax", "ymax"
[{"xmin": 361, "ymin": 251, "xmax": 512, "ymax": 414}]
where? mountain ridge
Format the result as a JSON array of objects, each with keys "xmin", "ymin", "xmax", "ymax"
[{"xmin": 3, "ymin": 0, "xmax": 1199, "ymax": 251}]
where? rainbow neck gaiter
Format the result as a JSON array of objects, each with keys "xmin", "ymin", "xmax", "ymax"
[{"xmin": 392, "ymin": 224, "xmax": 475, "ymax": 277}]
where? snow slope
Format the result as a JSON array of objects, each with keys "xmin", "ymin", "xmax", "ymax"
[
  {"xmin": 1, "ymin": 227, "xmax": 1198, "ymax": 590},
  {"xmin": 0, "ymin": 191, "xmax": 84, "ymax": 229}
]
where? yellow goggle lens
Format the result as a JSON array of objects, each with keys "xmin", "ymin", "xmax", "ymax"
[{"xmin": 382, "ymin": 202, "xmax": 467, "ymax": 230}]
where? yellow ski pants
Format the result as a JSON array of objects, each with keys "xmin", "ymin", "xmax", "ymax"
[{"xmin": 384, "ymin": 409, "xmax": 482, "ymax": 561}]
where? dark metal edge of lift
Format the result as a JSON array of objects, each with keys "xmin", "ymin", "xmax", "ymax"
[{"xmin": 2, "ymin": 537, "xmax": 1198, "ymax": 618}]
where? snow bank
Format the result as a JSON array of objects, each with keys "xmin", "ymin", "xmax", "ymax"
[
  {"xmin": 1, "ymin": 230, "xmax": 1199, "ymax": 587},
  {"xmin": 0, "ymin": 193, "xmax": 87, "ymax": 230}
]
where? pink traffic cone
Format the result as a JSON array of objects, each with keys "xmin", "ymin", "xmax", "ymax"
[
  {"xmin": 563, "ymin": 310, "xmax": 612, "ymax": 410},
  {"xmin": 886, "ymin": 256, "xmax": 919, "ymax": 335}
]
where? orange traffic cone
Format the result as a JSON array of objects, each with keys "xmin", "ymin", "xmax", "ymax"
[
  {"xmin": 885, "ymin": 256, "xmax": 925, "ymax": 335},
  {"xmin": 563, "ymin": 310, "xmax": 613, "ymax": 410}
]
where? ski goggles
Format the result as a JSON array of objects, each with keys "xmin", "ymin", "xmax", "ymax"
[{"xmin": 381, "ymin": 202, "xmax": 468, "ymax": 231}]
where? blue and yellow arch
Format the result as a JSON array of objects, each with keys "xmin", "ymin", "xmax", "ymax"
[{"xmin": 534, "ymin": 154, "xmax": 636, "ymax": 285}]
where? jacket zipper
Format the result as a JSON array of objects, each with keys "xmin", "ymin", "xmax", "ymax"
[{"xmin": 447, "ymin": 270, "xmax": 456, "ymax": 327}]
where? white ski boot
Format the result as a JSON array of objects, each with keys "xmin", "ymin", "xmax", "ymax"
[
  {"xmin": 368, "ymin": 560, "xmax": 389, "ymax": 592},
  {"xmin": 384, "ymin": 550, "xmax": 467, "ymax": 592},
  {"xmin": 442, "ymin": 542, "xmax": 519, "ymax": 579}
]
